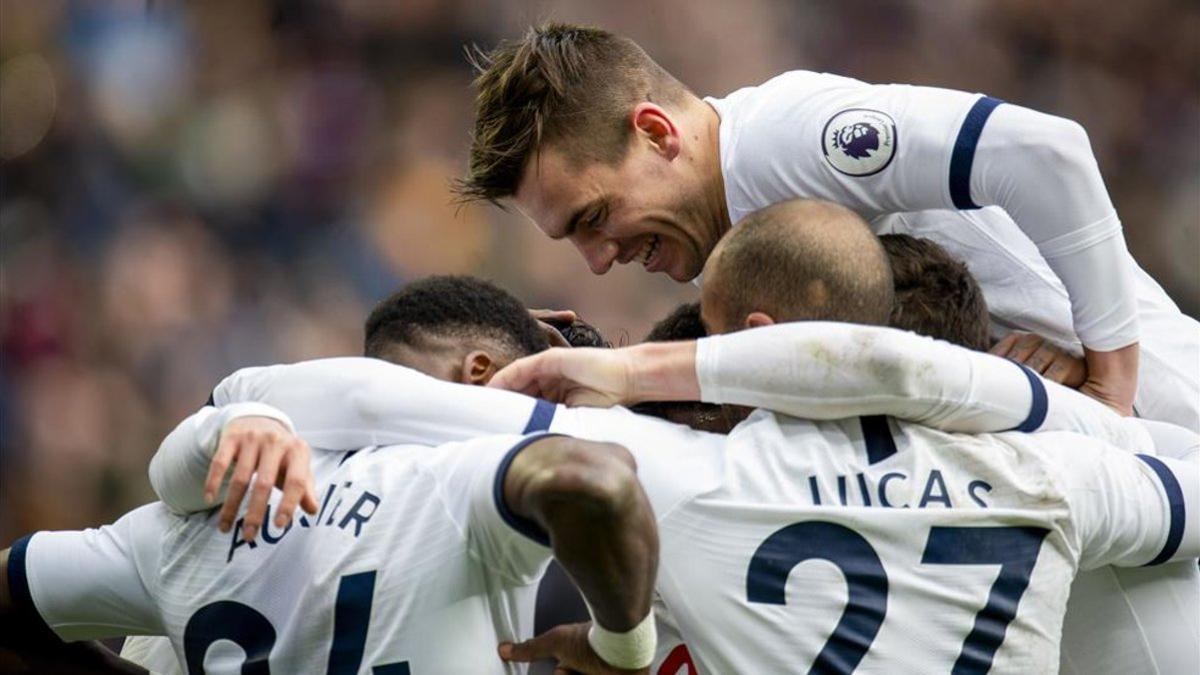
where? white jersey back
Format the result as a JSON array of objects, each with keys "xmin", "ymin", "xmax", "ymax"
[
  {"xmin": 552, "ymin": 406, "xmax": 1191, "ymax": 674},
  {"xmin": 18, "ymin": 435, "xmax": 551, "ymax": 674}
]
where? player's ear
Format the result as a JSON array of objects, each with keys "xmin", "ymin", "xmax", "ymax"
[
  {"xmin": 744, "ymin": 312, "xmax": 776, "ymax": 330},
  {"xmin": 462, "ymin": 350, "xmax": 499, "ymax": 386},
  {"xmin": 632, "ymin": 103, "xmax": 680, "ymax": 160}
]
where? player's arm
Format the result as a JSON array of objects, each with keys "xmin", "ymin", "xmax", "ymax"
[
  {"xmin": 795, "ymin": 77, "xmax": 1140, "ymax": 412},
  {"xmin": 0, "ymin": 507, "xmax": 167, "ymax": 673},
  {"xmin": 490, "ymin": 322, "xmax": 1151, "ymax": 451},
  {"xmin": 485, "ymin": 435, "xmax": 659, "ymax": 673},
  {"xmin": 211, "ymin": 357, "xmax": 554, "ymax": 449},
  {"xmin": 1043, "ymin": 433, "xmax": 1200, "ymax": 569},
  {"xmin": 148, "ymin": 401, "xmax": 319, "ymax": 541},
  {"xmin": 151, "ymin": 357, "xmax": 554, "ymax": 526}
]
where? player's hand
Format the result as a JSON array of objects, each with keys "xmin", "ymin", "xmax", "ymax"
[
  {"xmin": 489, "ymin": 347, "xmax": 635, "ymax": 407},
  {"xmin": 1080, "ymin": 343, "xmax": 1139, "ymax": 417},
  {"xmin": 205, "ymin": 416, "xmax": 320, "ymax": 541},
  {"xmin": 990, "ymin": 331, "xmax": 1087, "ymax": 388},
  {"xmin": 498, "ymin": 623, "xmax": 648, "ymax": 675},
  {"xmin": 531, "ymin": 308, "xmax": 578, "ymax": 348}
]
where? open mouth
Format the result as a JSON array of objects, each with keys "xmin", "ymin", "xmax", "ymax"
[{"xmin": 639, "ymin": 234, "xmax": 661, "ymax": 268}]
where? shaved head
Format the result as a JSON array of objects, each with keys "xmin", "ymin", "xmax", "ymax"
[{"xmin": 700, "ymin": 199, "xmax": 893, "ymax": 333}]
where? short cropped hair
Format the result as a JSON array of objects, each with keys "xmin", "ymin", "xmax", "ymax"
[
  {"xmin": 455, "ymin": 23, "xmax": 688, "ymax": 205},
  {"xmin": 364, "ymin": 275, "xmax": 549, "ymax": 359},
  {"xmin": 879, "ymin": 234, "xmax": 991, "ymax": 351},
  {"xmin": 706, "ymin": 200, "xmax": 893, "ymax": 328}
]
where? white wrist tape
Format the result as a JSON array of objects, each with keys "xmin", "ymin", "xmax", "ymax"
[{"xmin": 587, "ymin": 609, "xmax": 657, "ymax": 670}]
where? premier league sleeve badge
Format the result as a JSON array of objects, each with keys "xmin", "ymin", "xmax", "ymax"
[{"xmin": 821, "ymin": 108, "xmax": 897, "ymax": 177}]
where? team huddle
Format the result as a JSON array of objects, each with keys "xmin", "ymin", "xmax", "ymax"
[{"xmin": 2, "ymin": 23, "xmax": 1198, "ymax": 675}]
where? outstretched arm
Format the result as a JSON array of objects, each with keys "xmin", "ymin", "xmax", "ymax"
[
  {"xmin": 151, "ymin": 357, "xmax": 557, "ymax": 519},
  {"xmin": 498, "ymin": 436, "xmax": 658, "ymax": 673},
  {"xmin": 490, "ymin": 323, "xmax": 1151, "ymax": 452}
]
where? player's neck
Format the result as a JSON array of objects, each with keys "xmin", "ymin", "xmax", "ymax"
[{"xmin": 693, "ymin": 98, "xmax": 732, "ymax": 238}]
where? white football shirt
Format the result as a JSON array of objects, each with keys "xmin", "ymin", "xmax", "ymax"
[
  {"xmin": 554, "ymin": 407, "xmax": 1198, "ymax": 674},
  {"xmin": 11, "ymin": 433, "xmax": 557, "ymax": 674},
  {"xmin": 149, "ymin": 352, "xmax": 1197, "ymax": 673},
  {"xmin": 706, "ymin": 70, "xmax": 1141, "ymax": 354}
]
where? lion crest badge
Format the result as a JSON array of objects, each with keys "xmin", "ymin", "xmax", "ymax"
[{"xmin": 822, "ymin": 109, "xmax": 897, "ymax": 177}]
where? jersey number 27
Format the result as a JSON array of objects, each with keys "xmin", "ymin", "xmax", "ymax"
[{"xmin": 747, "ymin": 521, "xmax": 1049, "ymax": 675}]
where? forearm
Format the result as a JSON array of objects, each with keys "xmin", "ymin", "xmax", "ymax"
[
  {"xmin": 689, "ymin": 323, "xmax": 1151, "ymax": 449},
  {"xmin": 971, "ymin": 102, "xmax": 1138, "ymax": 351},
  {"xmin": 511, "ymin": 440, "xmax": 657, "ymax": 631},
  {"xmin": 214, "ymin": 358, "xmax": 545, "ymax": 450},
  {"xmin": 691, "ymin": 323, "xmax": 1033, "ymax": 432}
]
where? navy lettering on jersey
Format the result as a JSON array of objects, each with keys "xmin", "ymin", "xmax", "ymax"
[
  {"xmin": 184, "ymin": 601, "xmax": 275, "ymax": 674},
  {"xmin": 877, "ymin": 473, "xmax": 906, "ymax": 508},
  {"xmin": 228, "ymin": 483, "xmax": 384, "ymax": 562},
  {"xmin": 748, "ymin": 521, "xmax": 888, "ymax": 673},
  {"xmin": 968, "ymin": 480, "xmax": 993, "ymax": 508},
  {"xmin": 337, "ymin": 492, "xmax": 381, "ymax": 538},
  {"xmin": 918, "ymin": 470, "xmax": 952, "ymax": 508}
]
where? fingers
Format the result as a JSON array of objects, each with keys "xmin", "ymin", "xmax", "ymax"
[
  {"xmin": 497, "ymin": 626, "xmax": 567, "ymax": 663},
  {"xmin": 205, "ymin": 433, "xmax": 240, "ymax": 505},
  {"xmin": 530, "ymin": 308, "xmax": 578, "ymax": 323},
  {"xmin": 218, "ymin": 434, "xmax": 262, "ymax": 534},
  {"xmin": 539, "ymin": 320, "xmax": 574, "ymax": 349},
  {"xmin": 1023, "ymin": 343, "xmax": 1060, "ymax": 375},
  {"xmin": 490, "ymin": 352, "xmax": 554, "ymax": 395},
  {"xmin": 989, "ymin": 332, "xmax": 1019, "ymax": 357},
  {"xmin": 242, "ymin": 439, "xmax": 287, "ymax": 542},
  {"xmin": 1005, "ymin": 332, "xmax": 1044, "ymax": 364},
  {"xmin": 274, "ymin": 440, "xmax": 317, "ymax": 530}
]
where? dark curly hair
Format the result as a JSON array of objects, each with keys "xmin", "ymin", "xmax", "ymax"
[
  {"xmin": 643, "ymin": 302, "xmax": 705, "ymax": 342},
  {"xmin": 542, "ymin": 317, "xmax": 612, "ymax": 348},
  {"xmin": 364, "ymin": 275, "xmax": 549, "ymax": 359}
]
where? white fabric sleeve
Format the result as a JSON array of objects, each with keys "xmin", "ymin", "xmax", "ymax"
[
  {"xmin": 1038, "ymin": 432, "xmax": 1200, "ymax": 569},
  {"xmin": 148, "ymin": 402, "xmax": 295, "ymax": 515},
  {"xmin": 1137, "ymin": 419, "xmax": 1200, "ymax": 463},
  {"xmin": 210, "ymin": 357, "xmax": 556, "ymax": 451},
  {"xmin": 970, "ymin": 103, "xmax": 1136, "ymax": 350},
  {"xmin": 695, "ymin": 323, "xmax": 1152, "ymax": 453},
  {"xmin": 427, "ymin": 434, "xmax": 554, "ymax": 585},
  {"xmin": 11, "ymin": 504, "xmax": 169, "ymax": 641},
  {"xmin": 731, "ymin": 71, "xmax": 1138, "ymax": 350}
]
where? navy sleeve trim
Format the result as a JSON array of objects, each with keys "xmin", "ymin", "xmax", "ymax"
[
  {"xmin": 1010, "ymin": 364, "xmax": 1048, "ymax": 433},
  {"xmin": 1137, "ymin": 454, "xmax": 1186, "ymax": 566},
  {"xmin": 492, "ymin": 434, "xmax": 562, "ymax": 547},
  {"xmin": 7, "ymin": 534, "xmax": 58, "ymax": 643},
  {"xmin": 949, "ymin": 96, "xmax": 1004, "ymax": 209},
  {"xmin": 861, "ymin": 415, "xmax": 898, "ymax": 464},
  {"xmin": 521, "ymin": 399, "xmax": 557, "ymax": 434}
]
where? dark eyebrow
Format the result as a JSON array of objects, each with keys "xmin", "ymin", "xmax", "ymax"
[{"xmin": 557, "ymin": 198, "xmax": 605, "ymax": 239}]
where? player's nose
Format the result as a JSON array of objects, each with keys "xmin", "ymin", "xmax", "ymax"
[{"xmin": 577, "ymin": 237, "xmax": 618, "ymax": 275}]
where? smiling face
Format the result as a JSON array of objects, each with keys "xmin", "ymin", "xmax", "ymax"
[{"xmin": 513, "ymin": 103, "xmax": 727, "ymax": 282}]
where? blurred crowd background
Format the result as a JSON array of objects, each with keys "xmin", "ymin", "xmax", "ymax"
[{"xmin": 1, "ymin": 0, "xmax": 1197, "ymax": 540}]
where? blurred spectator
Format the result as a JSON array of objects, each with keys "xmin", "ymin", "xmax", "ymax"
[{"xmin": 0, "ymin": 0, "xmax": 1195, "ymax": 539}]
